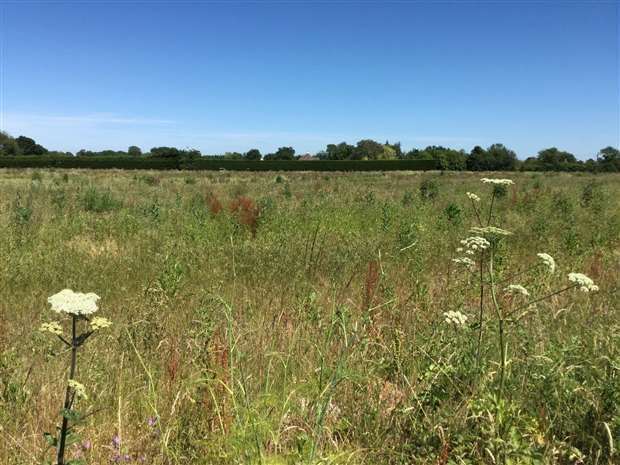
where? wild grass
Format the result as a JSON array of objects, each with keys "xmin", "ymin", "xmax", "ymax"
[{"xmin": 0, "ymin": 169, "xmax": 618, "ymax": 464}]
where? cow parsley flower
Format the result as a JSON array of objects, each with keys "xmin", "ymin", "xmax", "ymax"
[
  {"xmin": 443, "ymin": 310, "xmax": 468, "ymax": 326},
  {"xmin": 537, "ymin": 253, "xmax": 556, "ymax": 273},
  {"xmin": 504, "ymin": 284, "xmax": 530, "ymax": 297},
  {"xmin": 481, "ymin": 178, "xmax": 514, "ymax": 185},
  {"xmin": 568, "ymin": 273, "xmax": 599, "ymax": 292},
  {"xmin": 470, "ymin": 226, "xmax": 512, "ymax": 237},
  {"xmin": 39, "ymin": 321, "xmax": 64, "ymax": 336},
  {"xmin": 452, "ymin": 257, "xmax": 475, "ymax": 268},
  {"xmin": 48, "ymin": 289, "xmax": 100, "ymax": 316},
  {"xmin": 460, "ymin": 236, "xmax": 490, "ymax": 251},
  {"xmin": 68, "ymin": 379, "xmax": 88, "ymax": 400},
  {"xmin": 90, "ymin": 317, "xmax": 112, "ymax": 331},
  {"xmin": 466, "ymin": 192, "xmax": 481, "ymax": 202}
]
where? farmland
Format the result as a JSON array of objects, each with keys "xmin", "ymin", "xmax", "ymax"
[{"xmin": 0, "ymin": 169, "xmax": 618, "ymax": 464}]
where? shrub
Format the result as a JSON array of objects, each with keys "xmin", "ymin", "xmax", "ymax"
[
  {"xmin": 419, "ymin": 178, "xmax": 439, "ymax": 200},
  {"xmin": 444, "ymin": 202, "xmax": 462, "ymax": 225},
  {"xmin": 81, "ymin": 187, "xmax": 121, "ymax": 213}
]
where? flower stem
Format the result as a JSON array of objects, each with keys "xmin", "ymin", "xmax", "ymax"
[
  {"xmin": 475, "ymin": 253, "xmax": 485, "ymax": 370},
  {"xmin": 56, "ymin": 315, "xmax": 77, "ymax": 465}
]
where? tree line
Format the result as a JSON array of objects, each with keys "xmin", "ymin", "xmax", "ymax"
[{"xmin": 1, "ymin": 131, "xmax": 618, "ymax": 172}]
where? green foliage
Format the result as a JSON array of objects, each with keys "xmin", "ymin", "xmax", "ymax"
[
  {"xmin": 81, "ymin": 186, "xmax": 121, "ymax": 212},
  {"xmin": 419, "ymin": 178, "xmax": 439, "ymax": 200}
]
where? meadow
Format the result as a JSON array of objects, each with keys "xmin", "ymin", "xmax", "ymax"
[{"xmin": 0, "ymin": 169, "xmax": 618, "ymax": 465}]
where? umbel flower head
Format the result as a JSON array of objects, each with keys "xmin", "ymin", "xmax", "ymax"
[
  {"xmin": 443, "ymin": 310, "xmax": 468, "ymax": 326},
  {"xmin": 460, "ymin": 236, "xmax": 490, "ymax": 251},
  {"xmin": 48, "ymin": 289, "xmax": 100, "ymax": 316},
  {"xmin": 470, "ymin": 226, "xmax": 512, "ymax": 237},
  {"xmin": 481, "ymin": 178, "xmax": 514, "ymax": 185},
  {"xmin": 68, "ymin": 379, "xmax": 88, "ymax": 400},
  {"xmin": 466, "ymin": 192, "xmax": 480, "ymax": 202},
  {"xmin": 537, "ymin": 253, "xmax": 556, "ymax": 273},
  {"xmin": 504, "ymin": 284, "xmax": 530, "ymax": 297},
  {"xmin": 90, "ymin": 316, "xmax": 112, "ymax": 331},
  {"xmin": 39, "ymin": 321, "xmax": 64, "ymax": 336},
  {"xmin": 452, "ymin": 257, "xmax": 475, "ymax": 269},
  {"xmin": 568, "ymin": 273, "xmax": 599, "ymax": 292}
]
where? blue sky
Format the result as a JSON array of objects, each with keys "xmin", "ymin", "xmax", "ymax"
[{"xmin": 0, "ymin": 1, "xmax": 618, "ymax": 159}]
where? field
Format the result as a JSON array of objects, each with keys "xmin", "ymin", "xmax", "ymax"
[{"xmin": 0, "ymin": 169, "xmax": 618, "ymax": 465}]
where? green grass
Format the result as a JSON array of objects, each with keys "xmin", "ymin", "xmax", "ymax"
[{"xmin": 0, "ymin": 169, "xmax": 618, "ymax": 464}]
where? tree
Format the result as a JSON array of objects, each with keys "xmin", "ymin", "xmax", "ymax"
[
  {"xmin": 265, "ymin": 146, "xmax": 295, "ymax": 160},
  {"xmin": 486, "ymin": 144, "xmax": 518, "ymax": 171},
  {"xmin": 414, "ymin": 145, "xmax": 467, "ymax": 170},
  {"xmin": 16, "ymin": 135, "xmax": 47, "ymax": 155},
  {"xmin": 536, "ymin": 147, "xmax": 578, "ymax": 171},
  {"xmin": 351, "ymin": 139, "xmax": 385, "ymax": 160},
  {"xmin": 466, "ymin": 144, "xmax": 517, "ymax": 171},
  {"xmin": 244, "ymin": 149, "xmax": 262, "ymax": 160},
  {"xmin": 324, "ymin": 142, "xmax": 354, "ymax": 160},
  {"xmin": 128, "ymin": 146, "xmax": 142, "ymax": 157},
  {"xmin": 0, "ymin": 131, "xmax": 19, "ymax": 156},
  {"xmin": 596, "ymin": 146, "xmax": 619, "ymax": 172},
  {"xmin": 223, "ymin": 152, "xmax": 243, "ymax": 160},
  {"xmin": 150, "ymin": 147, "xmax": 183, "ymax": 158}
]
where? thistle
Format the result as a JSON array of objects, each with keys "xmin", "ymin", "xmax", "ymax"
[{"xmin": 39, "ymin": 289, "xmax": 112, "ymax": 465}]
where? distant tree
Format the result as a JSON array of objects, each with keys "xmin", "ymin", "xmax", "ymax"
[
  {"xmin": 223, "ymin": 152, "xmax": 243, "ymax": 160},
  {"xmin": 324, "ymin": 142, "xmax": 354, "ymax": 160},
  {"xmin": 16, "ymin": 135, "xmax": 47, "ymax": 155},
  {"xmin": 265, "ymin": 146, "xmax": 295, "ymax": 160},
  {"xmin": 128, "ymin": 146, "xmax": 142, "ymax": 157},
  {"xmin": 414, "ymin": 145, "xmax": 466, "ymax": 170},
  {"xmin": 150, "ymin": 147, "xmax": 183, "ymax": 158},
  {"xmin": 385, "ymin": 141, "xmax": 403, "ymax": 158},
  {"xmin": 244, "ymin": 148, "xmax": 262, "ymax": 160},
  {"xmin": 536, "ymin": 147, "xmax": 579, "ymax": 171},
  {"xmin": 486, "ymin": 143, "xmax": 518, "ymax": 171},
  {"xmin": 403, "ymin": 148, "xmax": 422, "ymax": 159},
  {"xmin": 0, "ymin": 131, "xmax": 20, "ymax": 156},
  {"xmin": 596, "ymin": 146, "xmax": 619, "ymax": 172},
  {"xmin": 351, "ymin": 139, "xmax": 385, "ymax": 160},
  {"xmin": 520, "ymin": 156, "xmax": 541, "ymax": 172},
  {"xmin": 467, "ymin": 144, "xmax": 517, "ymax": 171}
]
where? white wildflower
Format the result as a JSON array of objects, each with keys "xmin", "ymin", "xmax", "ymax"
[
  {"xmin": 470, "ymin": 226, "xmax": 512, "ymax": 237},
  {"xmin": 504, "ymin": 284, "xmax": 530, "ymax": 297},
  {"xmin": 537, "ymin": 253, "xmax": 556, "ymax": 273},
  {"xmin": 39, "ymin": 321, "xmax": 64, "ymax": 336},
  {"xmin": 568, "ymin": 273, "xmax": 599, "ymax": 292},
  {"xmin": 443, "ymin": 310, "xmax": 468, "ymax": 326},
  {"xmin": 68, "ymin": 379, "xmax": 88, "ymax": 400},
  {"xmin": 460, "ymin": 236, "xmax": 490, "ymax": 250},
  {"xmin": 452, "ymin": 257, "xmax": 475, "ymax": 268},
  {"xmin": 90, "ymin": 317, "xmax": 112, "ymax": 331},
  {"xmin": 481, "ymin": 178, "xmax": 514, "ymax": 185},
  {"xmin": 466, "ymin": 192, "xmax": 481, "ymax": 202},
  {"xmin": 48, "ymin": 289, "xmax": 100, "ymax": 316}
]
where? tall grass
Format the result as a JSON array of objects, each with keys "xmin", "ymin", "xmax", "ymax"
[{"xmin": 0, "ymin": 169, "xmax": 618, "ymax": 464}]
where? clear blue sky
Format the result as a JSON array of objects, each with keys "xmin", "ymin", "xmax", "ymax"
[{"xmin": 1, "ymin": 1, "xmax": 618, "ymax": 159}]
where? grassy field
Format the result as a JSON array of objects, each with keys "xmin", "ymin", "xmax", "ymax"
[{"xmin": 0, "ymin": 169, "xmax": 618, "ymax": 465}]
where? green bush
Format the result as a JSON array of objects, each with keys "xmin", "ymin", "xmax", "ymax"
[{"xmin": 81, "ymin": 187, "xmax": 121, "ymax": 212}]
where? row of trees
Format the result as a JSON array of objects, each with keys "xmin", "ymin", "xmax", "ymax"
[{"xmin": 1, "ymin": 131, "xmax": 618, "ymax": 172}]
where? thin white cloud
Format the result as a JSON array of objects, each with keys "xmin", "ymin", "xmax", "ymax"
[{"xmin": 4, "ymin": 112, "xmax": 175, "ymax": 128}]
